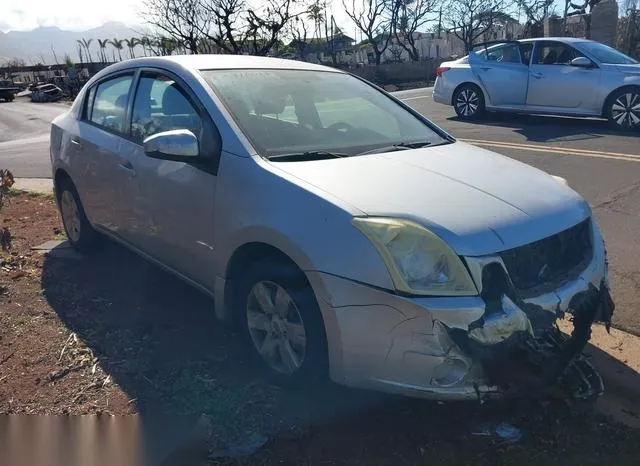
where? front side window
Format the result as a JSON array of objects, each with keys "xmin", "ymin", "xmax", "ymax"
[
  {"xmin": 201, "ymin": 69, "xmax": 447, "ymax": 157},
  {"xmin": 577, "ymin": 41, "xmax": 638, "ymax": 65},
  {"xmin": 130, "ymin": 74, "xmax": 203, "ymax": 143},
  {"xmin": 532, "ymin": 42, "xmax": 583, "ymax": 65},
  {"xmin": 89, "ymin": 74, "xmax": 134, "ymax": 133}
]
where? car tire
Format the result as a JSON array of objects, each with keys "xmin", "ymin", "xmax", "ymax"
[
  {"xmin": 235, "ymin": 261, "xmax": 329, "ymax": 387},
  {"xmin": 453, "ymin": 84, "xmax": 485, "ymax": 120},
  {"xmin": 57, "ymin": 178, "xmax": 100, "ymax": 253},
  {"xmin": 606, "ymin": 87, "xmax": 640, "ymax": 131}
]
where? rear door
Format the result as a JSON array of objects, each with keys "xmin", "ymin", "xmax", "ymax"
[
  {"xmin": 469, "ymin": 41, "xmax": 530, "ymax": 107},
  {"xmin": 526, "ymin": 40, "xmax": 602, "ymax": 111},
  {"xmin": 72, "ymin": 72, "xmax": 137, "ymax": 232}
]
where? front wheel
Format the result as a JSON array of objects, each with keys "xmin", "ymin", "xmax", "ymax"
[
  {"xmin": 453, "ymin": 84, "xmax": 485, "ymax": 120},
  {"xmin": 236, "ymin": 262, "xmax": 328, "ymax": 386},
  {"xmin": 607, "ymin": 88, "xmax": 640, "ymax": 131}
]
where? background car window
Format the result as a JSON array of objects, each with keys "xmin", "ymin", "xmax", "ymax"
[
  {"xmin": 475, "ymin": 43, "xmax": 522, "ymax": 64},
  {"xmin": 577, "ymin": 41, "xmax": 638, "ymax": 64},
  {"xmin": 533, "ymin": 42, "xmax": 583, "ymax": 65},
  {"xmin": 131, "ymin": 75, "xmax": 203, "ymax": 143},
  {"xmin": 520, "ymin": 43, "xmax": 534, "ymax": 64},
  {"xmin": 90, "ymin": 75, "xmax": 133, "ymax": 133}
]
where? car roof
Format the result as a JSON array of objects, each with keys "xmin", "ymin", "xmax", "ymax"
[
  {"xmin": 519, "ymin": 37, "xmax": 593, "ymax": 44},
  {"xmin": 99, "ymin": 54, "xmax": 343, "ymax": 75}
]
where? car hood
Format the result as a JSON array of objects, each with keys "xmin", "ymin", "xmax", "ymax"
[{"xmin": 270, "ymin": 142, "xmax": 591, "ymax": 256}]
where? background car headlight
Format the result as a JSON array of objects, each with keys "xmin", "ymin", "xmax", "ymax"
[{"xmin": 352, "ymin": 217, "xmax": 478, "ymax": 296}]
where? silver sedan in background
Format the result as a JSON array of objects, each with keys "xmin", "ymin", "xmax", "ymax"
[{"xmin": 433, "ymin": 37, "xmax": 640, "ymax": 130}]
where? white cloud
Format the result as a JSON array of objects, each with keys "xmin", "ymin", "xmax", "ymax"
[
  {"xmin": 0, "ymin": 0, "xmax": 141, "ymax": 32},
  {"xmin": 0, "ymin": 0, "xmax": 356, "ymax": 36}
]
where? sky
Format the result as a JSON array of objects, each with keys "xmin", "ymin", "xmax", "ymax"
[{"xmin": 0, "ymin": 0, "xmax": 357, "ymax": 34}]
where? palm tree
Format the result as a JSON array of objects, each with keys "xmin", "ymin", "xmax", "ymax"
[
  {"xmin": 79, "ymin": 38, "xmax": 94, "ymax": 62},
  {"xmin": 124, "ymin": 38, "xmax": 139, "ymax": 59},
  {"xmin": 139, "ymin": 36, "xmax": 152, "ymax": 56},
  {"xmin": 76, "ymin": 41, "xmax": 85, "ymax": 63},
  {"xmin": 110, "ymin": 38, "xmax": 124, "ymax": 61},
  {"xmin": 97, "ymin": 39, "xmax": 110, "ymax": 62}
]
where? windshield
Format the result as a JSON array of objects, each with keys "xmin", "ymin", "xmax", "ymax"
[
  {"xmin": 578, "ymin": 41, "xmax": 639, "ymax": 65},
  {"xmin": 200, "ymin": 69, "xmax": 448, "ymax": 157}
]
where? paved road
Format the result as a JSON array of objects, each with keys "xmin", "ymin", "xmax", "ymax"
[
  {"xmin": 0, "ymin": 99, "xmax": 67, "ymax": 178},
  {"xmin": 1, "ymin": 92, "xmax": 639, "ymax": 335}
]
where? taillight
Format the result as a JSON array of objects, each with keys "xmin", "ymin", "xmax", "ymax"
[{"xmin": 435, "ymin": 67, "xmax": 451, "ymax": 77}]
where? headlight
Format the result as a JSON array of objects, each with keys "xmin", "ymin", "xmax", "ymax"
[{"xmin": 352, "ymin": 217, "xmax": 477, "ymax": 296}]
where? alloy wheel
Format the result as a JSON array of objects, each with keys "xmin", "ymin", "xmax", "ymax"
[
  {"xmin": 611, "ymin": 92, "xmax": 640, "ymax": 128},
  {"xmin": 60, "ymin": 190, "xmax": 81, "ymax": 242},
  {"xmin": 455, "ymin": 88, "xmax": 480, "ymax": 117},
  {"xmin": 246, "ymin": 280, "xmax": 307, "ymax": 375}
]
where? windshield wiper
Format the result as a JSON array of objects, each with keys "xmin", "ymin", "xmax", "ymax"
[
  {"xmin": 266, "ymin": 151, "xmax": 348, "ymax": 162},
  {"xmin": 357, "ymin": 140, "xmax": 433, "ymax": 156}
]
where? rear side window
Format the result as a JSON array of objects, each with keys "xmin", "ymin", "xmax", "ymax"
[
  {"xmin": 130, "ymin": 74, "xmax": 203, "ymax": 143},
  {"xmin": 89, "ymin": 74, "xmax": 134, "ymax": 133}
]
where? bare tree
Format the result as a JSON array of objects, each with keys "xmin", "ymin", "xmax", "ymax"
[
  {"xmin": 289, "ymin": 16, "xmax": 311, "ymax": 59},
  {"xmin": 344, "ymin": 0, "xmax": 393, "ymax": 65},
  {"xmin": 201, "ymin": 0, "xmax": 299, "ymax": 56},
  {"xmin": 444, "ymin": 0, "xmax": 511, "ymax": 52},
  {"xmin": 388, "ymin": 0, "xmax": 439, "ymax": 61},
  {"xmin": 142, "ymin": 0, "xmax": 209, "ymax": 53},
  {"xmin": 516, "ymin": 0, "xmax": 554, "ymax": 37}
]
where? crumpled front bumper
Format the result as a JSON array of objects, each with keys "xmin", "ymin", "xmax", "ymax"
[{"xmin": 308, "ymin": 221, "xmax": 614, "ymax": 401}]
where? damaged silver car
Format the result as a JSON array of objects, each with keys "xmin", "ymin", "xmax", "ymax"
[{"xmin": 50, "ymin": 55, "xmax": 614, "ymax": 403}]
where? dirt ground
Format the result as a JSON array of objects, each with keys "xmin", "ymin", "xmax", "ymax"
[{"xmin": 2, "ymin": 191, "xmax": 640, "ymax": 465}]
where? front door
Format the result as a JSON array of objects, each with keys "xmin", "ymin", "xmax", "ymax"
[
  {"xmin": 526, "ymin": 40, "xmax": 602, "ymax": 112},
  {"xmin": 469, "ymin": 41, "xmax": 529, "ymax": 107},
  {"xmin": 118, "ymin": 70, "xmax": 220, "ymax": 290}
]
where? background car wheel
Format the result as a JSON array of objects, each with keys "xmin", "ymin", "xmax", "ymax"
[
  {"xmin": 453, "ymin": 84, "xmax": 485, "ymax": 120},
  {"xmin": 235, "ymin": 261, "xmax": 328, "ymax": 387},
  {"xmin": 606, "ymin": 88, "xmax": 640, "ymax": 131},
  {"xmin": 57, "ymin": 178, "xmax": 100, "ymax": 253}
]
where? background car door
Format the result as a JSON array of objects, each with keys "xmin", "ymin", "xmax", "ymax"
[
  {"xmin": 118, "ymin": 70, "xmax": 220, "ymax": 290},
  {"xmin": 73, "ymin": 73, "xmax": 137, "ymax": 233},
  {"xmin": 469, "ymin": 41, "xmax": 529, "ymax": 107},
  {"xmin": 526, "ymin": 40, "xmax": 602, "ymax": 111}
]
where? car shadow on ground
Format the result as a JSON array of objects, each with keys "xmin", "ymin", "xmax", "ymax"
[
  {"xmin": 448, "ymin": 113, "xmax": 640, "ymax": 144},
  {"xmin": 40, "ymin": 240, "xmax": 640, "ymax": 463}
]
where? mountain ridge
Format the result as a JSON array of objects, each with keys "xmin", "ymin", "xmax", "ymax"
[{"xmin": 0, "ymin": 22, "xmax": 148, "ymax": 65}]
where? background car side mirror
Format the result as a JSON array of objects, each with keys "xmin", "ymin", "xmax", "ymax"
[
  {"xmin": 570, "ymin": 57, "xmax": 594, "ymax": 68},
  {"xmin": 143, "ymin": 129, "xmax": 200, "ymax": 162}
]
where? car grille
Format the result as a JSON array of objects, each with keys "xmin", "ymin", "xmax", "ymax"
[{"xmin": 499, "ymin": 219, "xmax": 593, "ymax": 293}]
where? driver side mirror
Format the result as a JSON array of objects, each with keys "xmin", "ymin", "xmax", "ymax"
[
  {"xmin": 143, "ymin": 129, "xmax": 200, "ymax": 162},
  {"xmin": 570, "ymin": 56, "xmax": 594, "ymax": 68}
]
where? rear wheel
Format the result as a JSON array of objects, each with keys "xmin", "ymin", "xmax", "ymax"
[
  {"xmin": 606, "ymin": 88, "xmax": 640, "ymax": 131},
  {"xmin": 453, "ymin": 84, "xmax": 485, "ymax": 120},
  {"xmin": 57, "ymin": 178, "xmax": 100, "ymax": 252}
]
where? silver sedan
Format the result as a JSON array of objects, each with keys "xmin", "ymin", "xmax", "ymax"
[
  {"xmin": 433, "ymin": 37, "xmax": 640, "ymax": 130},
  {"xmin": 51, "ymin": 55, "xmax": 613, "ymax": 402}
]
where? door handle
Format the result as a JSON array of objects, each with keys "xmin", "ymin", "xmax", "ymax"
[
  {"xmin": 480, "ymin": 67, "xmax": 491, "ymax": 71},
  {"xmin": 118, "ymin": 161, "xmax": 137, "ymax": 177},
  {"xmin": 531, "ymin": 72, "xmax": 543, "ymax": 79},
  {"xmin": 70, "ymin": 138, "xmax": 82, "ymax": 148}
]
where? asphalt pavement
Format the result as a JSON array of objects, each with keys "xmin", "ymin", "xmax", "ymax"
[{"xmin": 1, "ymin": 91, "xmax": 639, "ymax": 336}]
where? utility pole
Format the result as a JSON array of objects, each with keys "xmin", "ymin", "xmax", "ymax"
[{"xmin": 438, "ymin": 7, "xmax": 443, "ymax": 39}]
